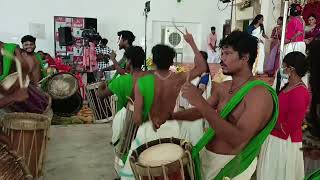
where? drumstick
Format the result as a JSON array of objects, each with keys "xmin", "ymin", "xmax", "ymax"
[
  {"xmin": 118, "ymin": 35, "xmax": 122, "ymax": 46},
  {"xmin": 1, "ymin": 48, "xmax": 24, "ymax": 88},
  {"xmin": 171, "ymin": 19, "xmax": 185, "ymax": 35},
  {"xmin": 38, "ymin": 74, "xmax": 52, "ymax": 84},
  {"xmin": 186, "ymin": 72, "xmax": 191, "ymax": 83}
]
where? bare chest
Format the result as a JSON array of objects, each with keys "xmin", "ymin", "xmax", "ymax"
[{"xmin": 217, "ymin": 92, "xmax": 246, "ymax": 124}]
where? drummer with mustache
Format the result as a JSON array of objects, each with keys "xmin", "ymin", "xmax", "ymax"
[
  {"xmin": 119, "ymin": 30, "xmax": 207, "ymax": 179},
  {"xmin": 172, "ymin": 31, "xmax": 279, "ymax": 180}
]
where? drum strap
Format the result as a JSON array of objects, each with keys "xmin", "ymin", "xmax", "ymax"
[
  {"xmin": 0, "ymin": 43, "xmax": 17, "ymax": 81},
  {"xmin": 192, "ymin": 80, "xmax": 279, "ymax": 180},
  {"xmin": 35, "ymin": 53, "xmax": 47, "ymax": 78},
  {"xmin": 137, "ymin": 74, "xmax": 155, "ymax": 122}
]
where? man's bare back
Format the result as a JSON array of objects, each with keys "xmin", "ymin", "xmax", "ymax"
[
  {"xmin": 134, "ymin": 31, "xmax": 207, "ymax": 127},
  {"xmin": 150, "ymin": 72, "xmax": 187, "ymax": 127},
  {"xmin": 204, "ymin": 80, "xmax": 273, "ymax": 155}
]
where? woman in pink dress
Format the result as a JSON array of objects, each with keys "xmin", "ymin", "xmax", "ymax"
[
  {"xmin": 258, "ymin": 51, "xmax": 310, "ymax": 180},
  {"xmin": 284, "ymin": 3, "xmax": 306, "ymax": 56}
]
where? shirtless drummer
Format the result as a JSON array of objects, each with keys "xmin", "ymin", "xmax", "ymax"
[
  {"xmin": 119, "ymin": 30, "xmax": 207, "ymax": 179},
  {"xmin": 172, "ymin": 31, "xmax": 278, "ymax": 180}
]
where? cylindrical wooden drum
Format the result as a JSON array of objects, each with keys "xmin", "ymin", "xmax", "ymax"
[
  {"xmin": 129, "ymin": 138, "xmax": 195, "ymax": 180},
  {"xmin": 0, "ymin": 143, "xmax": 33, "ymax": 180},
  {"xmin": 115, "ymin": 100, "xmax": 138, "ymax": 159},
  {"xmin": 86, "ymin": 81, "xmax": 113, "ymax": 122},
  {"xmin": 0, "ymin": 113, "xmax": 50, "ymax": 179},
  {"xmin": 45, "ymin": 72, "xmax": 82, "ymax": 116}
]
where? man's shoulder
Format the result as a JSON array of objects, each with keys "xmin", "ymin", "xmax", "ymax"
[{"xmin": 245, "ymin": 85, "xmax": 273, "ymax": 104}]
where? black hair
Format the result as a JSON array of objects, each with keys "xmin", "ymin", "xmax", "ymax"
[
  {"xmin": 308, "ymin": 13, "xmax": 317, "ymax": 20},
  {"xmin": 101, "ymin": 38, "xmax": 108, "ymax": 45},
  {"xmin": 124, "ymin": 46, "xmax": 145, "ymax": 69},
  {"xmin": 306, "ymin": 39, "xmax": 320, "ymax": 137},
  {"xmin": 250, "ymin": 14, "xmax": 265, "ymax": 33},
  {"xmin": 211, "ymin": 26, "xmax": 216, "ymax": 31},
  {"xmin": 117, "ymin": 30, "xmax": 135, "ymax": 46},
  {"xmin": 21, "ymin": 35, "xmax": 36, "ymax": 44},
  {"xmin": 283, "ymin": 51, "xmax": 308, "ymax": 77},
  {"xmin": 219, "ymin": 30, "xmax": 258, "ymax": 69},
  {"xmin": 290, "ymin": 3, "xmax": 303, "ymax": 17},
  {"xmin": 278, "ymin": 16, "xmax": 283, "ymax": 22},
  {"xmin": 200, "ymin": 51, "xmax": 210, "ymax": 73},
  {"xmin": 152, "ymin": 44, "xmax": 176, "ymax": 70}
]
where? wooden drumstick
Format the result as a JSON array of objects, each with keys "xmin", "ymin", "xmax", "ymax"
[
  {"xmin": 118, "ymin": 35, "xmax": 122, "ymax": 45},
  {"xmin": 171, "ymin": 19, "xmax": 185, "ymax": 35},
  {"xmin": 186, "ymin": 72, "xmax": 191, "ymax": 83}
]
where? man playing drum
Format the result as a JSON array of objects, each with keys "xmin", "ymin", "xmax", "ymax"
[
  {"xmin": 0, "ymin": 41, "xmax": 49, "ymax": 113},
  {"xmin": 98, "ymin": 46, "xmax": 149, "ymax": 178},
  {"xmin": 119, "ymin": 30, "xmax": 207, "ymax": 179},
  {"xmin": 21, "ymin": 35, "xmax": 47, "ymax": 82},
  {"xmin": 172, "ymin": 31, "xmax": 279, "ymax": 180}
]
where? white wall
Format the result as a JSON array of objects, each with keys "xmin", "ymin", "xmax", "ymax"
[{"xmin": 0, "ymin": 0, "xmax": 230, "ymax": 62}]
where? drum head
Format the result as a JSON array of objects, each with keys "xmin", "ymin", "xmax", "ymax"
[
  {"xmin": 0, "ymin": 72, "xmax": 18, "ymax": 90},
  {"xmin": 47, "ymin": 73, "xmax": 79, "ymax": 99},
  {"xmin": 138, "ymin": 143, "xmax": 184, "ymax": 167}
]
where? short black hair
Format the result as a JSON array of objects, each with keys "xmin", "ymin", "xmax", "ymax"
[
  {"xmin": 124, "ymin": 46, "xmax": 145, "ymax": 69},
  {"xmin": 21, "ymin": 35, "xmax": 36, "ymax": 44},
  {"xmin": 117, "ymin": 30, "xmax": 135, "ymax": 45},
  {"xmin": 152, "ymin": 44, "xmax": 176, "ymax": 70},
  {"xmin": 308, "ymin": 13, "xmax": 317, "ymax": 20},
  {"xmin": 211, "ymin": 26, "xmax": 216, "ymax": 31},
  {"xmin": 101, "ymin": 38, "xmax": 108, "ymax": 45},
  {"xmin": 219, "ymin": 30, "xmax": 258, "ymax": 69},
  {"xmin": 283, "ymin": 51, "xmax": 308, "ymax": 77},
  {"xmin": 200, "ymin": 51, "xmax": 208, "ymax": 60}
]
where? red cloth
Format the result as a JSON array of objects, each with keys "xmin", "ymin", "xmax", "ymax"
[
  {"xmin": 286, "ymin": 17, "xmax": 305, "ymax": 42},
  {"xmin": 46, "ymin": 56, "xmax": 56, "ymax": 66},
  {"xmin": 271, "ymin": 86, "xmax": 311, "ymax": 142},
  {"xmin": 83, "ymin": 42, "xmax": 97, "ymax": 72},
  {"xmin": 55, "ymin": 57, "xmax": 71, "ymax": 72},
  {"xmin": 302, "ymin": 2, "xmax": 320, "ymax": 24}
]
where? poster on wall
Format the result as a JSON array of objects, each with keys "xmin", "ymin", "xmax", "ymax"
[{"xmin": 54, "ymin": 16, "xmax": 85, "ymax": 69}]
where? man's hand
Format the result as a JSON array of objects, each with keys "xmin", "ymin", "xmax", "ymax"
[
  {"xmin": 98, "ymin": 83, "xmax": 107, "ymax": 98},
  {"xmin": 110, "ymin": 51, "xmax": 117, "ymax": 61},
  {"xmin": 183, "ymin": 30, "xmax": 195, "ymax": 44},
  {"xmin": 12, "ymin": 88, "xmax": 29, "ymax": 102},
  {"xmin": 181, "ymin": 82, "xmax": 203, "ymax": 107}
]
